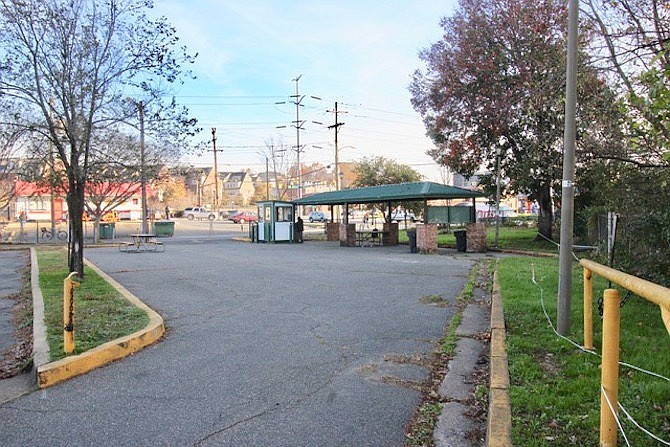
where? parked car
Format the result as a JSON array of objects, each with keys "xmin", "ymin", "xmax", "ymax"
[
  {"xmin": 219, "ymin": 209, "xmax": 239, "ymax": 219},
  {"xmin": 391, "ymin": 209, "xmax": 416, "ymax": 222},
  {"xmin": 184, "ymin": 206, "xmax": 216, "ymax": 221},
  {"xmin": 475, "ymin": 204, "xmax": 518, "ymax": 220},
  {"xmin": 229, "ymin": 211, "xmax": 258, "ymax": 223},
  {"xmin": 308, "ymin": 211, "xmax": 329, "ymax": 222}
]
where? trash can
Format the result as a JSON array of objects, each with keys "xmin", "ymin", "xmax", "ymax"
[
  {"xmin": 154, "ymin": 220, "xmax": 175, "ymax": 237},
  {"xmin": 454, "ymin": 230, "xmax": 467, "ymax": 252},
  {"xmin": 407, "ymin": 229, "xmax": 417, "ymax": 253},
  {"xmin": 250, "ymin": 222, "xmax": 258, "ymax": 242},
  {"xmin": 99, "ymin": 222, "xmax": 115, "ymax": 239}
]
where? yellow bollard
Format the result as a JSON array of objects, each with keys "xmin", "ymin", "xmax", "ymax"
[
  {"xmin": 63, "ymin": 272, "xmax": 80, "ymax": 354},
  {"xmin": 600, "ymin": 289, "xmax": 620, "ymax": 447},
  {"xmin": 583, "ymin": 268, "xmax": 593, "ymax": 350}
]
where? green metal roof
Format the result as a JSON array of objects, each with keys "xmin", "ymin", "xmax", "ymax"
[{"xmin": 293, "ymin": 181, "xmax": 485, "ymax": 205}]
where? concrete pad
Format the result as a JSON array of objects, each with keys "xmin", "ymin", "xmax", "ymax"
[
  {"xmin": 439, "ymin": 337, "xmax": 486, "ymax": 401},
  {"xmin": 434, "ymin": 401, "xmax": 476, "ymax": 447},
  {"xmin": 456, "ymin": 304, "xmax": 490, "ymax": 337}
]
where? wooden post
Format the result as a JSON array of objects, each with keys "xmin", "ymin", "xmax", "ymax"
[
  {"xmin": 583, "ymin": 268, "xmax": 593, "ymax": 350},
  {"xmin": 63, "ymin": 272, "xmax": 80, "ymax": 354},
  {"xmin": 600, "ymin": 288, "xmax": 620, "ymax": 447}
]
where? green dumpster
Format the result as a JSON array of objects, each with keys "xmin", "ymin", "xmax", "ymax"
[
  {"xmin": 154, "ymin": 220, "xmax": 175, "ymax": 237},
  {"xmin": 99, "ymin": 222, "xmax": 115, "ymax": 239}
]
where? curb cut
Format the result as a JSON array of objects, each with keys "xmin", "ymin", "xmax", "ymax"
[
  {"xmin": 486, "ymin": 267, "xmax": 512, "ymax": 446},
  {"xmin": 34, "ymin": 254, "xmax": 165, "ymax": 389}
]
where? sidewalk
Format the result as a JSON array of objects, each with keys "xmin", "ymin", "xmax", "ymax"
[{"xmin": 0, "ymin": 248, "xmax": 33, "ymax": 403}]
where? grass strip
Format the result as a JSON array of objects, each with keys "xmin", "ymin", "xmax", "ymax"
[
  {"xmin": 396, "ymin": 226, "xmax": 558, "ymax": 254},
  {"xmin": 37, "ymin": 247, "xmax": 149, "ymax": 361},
  {"xmin": 499, "ymin": 256, "xmax": 670, "ymax": 446}
]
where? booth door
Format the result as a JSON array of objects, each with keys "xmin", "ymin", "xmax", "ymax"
[{"xmin": 274, "ymin": 222, "xmax": 291, "ymax": 241}]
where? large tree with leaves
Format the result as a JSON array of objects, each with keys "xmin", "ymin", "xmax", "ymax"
[
  {"xmin": 0, "ymin": 0, "xmax": 198, "ymax": 275},
  {"xmin": 353, "ymin": 156, "xmax": 423, "ymax": 217},
  {"xmin": 410, "ymin": 0, "xmax": 618, "ymax": 239}
]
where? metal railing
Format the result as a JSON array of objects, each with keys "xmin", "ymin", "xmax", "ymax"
[{"xmin": 579, "ymin": 259, "xmax": 670, "ymax": 446}]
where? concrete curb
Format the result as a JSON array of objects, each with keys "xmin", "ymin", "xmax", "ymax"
[
  {"xmin": 30, "ymin": 247, "xmax": 50, "ymax": 373},
  {"xmin": 486, "ymin": 267, "xmax": 512, "ymax": 446},
  {"xmin": 35, "ymin": 255, "xmax": 165, "ymax": 389}
]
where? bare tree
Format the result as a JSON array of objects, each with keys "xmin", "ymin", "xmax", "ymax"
[
  {"xmin": 0, "ymin": 122, "xmax": 24, "ymax": 214},
  {"xmin": 0, "ymin": 0, "xmax": 198, "ymax": 275},
  {"xmin": 262, "ymin": 138, "xmax": 293, "ymax": 200},
  {"xmin": 583, "ymin": 0, "xmax": 670, "ymax": 164}
]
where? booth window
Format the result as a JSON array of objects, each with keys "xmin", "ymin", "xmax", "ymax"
[{"xmin": 276, "ymin": 206, "xmax": 292, "ymax": 222}]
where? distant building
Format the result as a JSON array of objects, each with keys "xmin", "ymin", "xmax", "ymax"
[{"xmin": 220, "ymin": 170, "xmax": 255, "ymax": 207}]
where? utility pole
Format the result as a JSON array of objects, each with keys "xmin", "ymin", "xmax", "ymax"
[
  {"xmin": 139, "ymin": 101, "xmax": 148, "ymax": 234},
  {"xmin": 211, "ymin": 128, "xmax": 219, "ymax": 216},
  {"xmin": 277, "ymin": 75, "xmax": 321, "ymax": 204},
  {"xmin": 290, "ymin": 75, "xmax": 305, "ymax": 199},
  {"xmin": 327, "ymin": 102, "xmax": 345, "ymax": 191},
  {"xmin": 558, "ymin": 0, "xmax": 579, "ymax": 335}
]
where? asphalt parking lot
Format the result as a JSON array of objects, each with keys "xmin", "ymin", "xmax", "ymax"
[{"xmin": 0, "ymin": 237, "xmax": 477, "ymax": 446}]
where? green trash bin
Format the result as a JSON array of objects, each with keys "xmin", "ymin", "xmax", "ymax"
[
  {"xmin": 99, "ymin": 222, "xmax": 115, "ymax": 239},
  {"xmin": 407, "ymin": 229, "xmax": 417, "ymax": 253},
  {"xmin": 454, "ymin": 230, "xmax": 467, "ymax": 252},
  {"xmin": 154, "ymin": 220, "xmax": 175, "ymax": 237}
]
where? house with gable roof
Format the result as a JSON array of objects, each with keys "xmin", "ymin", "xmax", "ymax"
[{"xmin": 220, "ymin": 170, "xmax": 255, "ymax": 207}]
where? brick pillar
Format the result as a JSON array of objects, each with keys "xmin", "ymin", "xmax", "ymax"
[
  {"xmin": 466, "ymin": 223, "xmax": 487, "ymax": 252},
  {"xmin": 326, "ymin": 222, "xmax": 339, "ymax": 241},
  {"xmin": 416, "ymin": 224, "xmax": 438, "ymax": 254},
  {"xmin": 339, "ymin": 223, "xmax": 356, "ymax": 247},
  {"xmin": 382, "ymin": 222, "xmax": 398, "ymax": 246}
]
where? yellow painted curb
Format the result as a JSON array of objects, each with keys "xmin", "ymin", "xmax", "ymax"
[
  {"xmin": 486, "ymin": 267, "xmax": 513, "ymax": 447},
  {"xmin": 36, "ymin": 258, "xmax": 165, "ymax": 388}
]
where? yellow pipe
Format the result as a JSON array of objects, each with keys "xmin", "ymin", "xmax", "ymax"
[
  {"xmin": 63, "ymin": 272, "xmax": 80, "ymax": 354},
  {"xmin": 600, "ymin": 289, "xmax": 620, "ymax": 447},
  {"xmin": 580, "ymin": 259, "xmax": 670, "ymax": 335},
  {"xmin": 583, "ymin": 267, "xmax": 593, "ymax": 350}
]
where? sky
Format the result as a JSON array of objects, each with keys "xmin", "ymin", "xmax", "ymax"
[{"xmin": 151, "ymin": 0, "xmax": 459, "ymax": 182}]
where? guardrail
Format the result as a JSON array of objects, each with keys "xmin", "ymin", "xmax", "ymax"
[{"xmin": 579, "ymin": 259, "xmax": 670, "ymax": 446}]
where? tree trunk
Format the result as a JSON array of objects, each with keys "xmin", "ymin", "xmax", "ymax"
[
  {"xmin": 67, "ymin": 181, "xmax": 86, "ymax": 277},
  {"xmin": 536, "ymin": 182, "xmax": 553, "ymax": 241},
  {"xmin": 93, "ymin": 218, "xmax": 101, "ymax": 244}
]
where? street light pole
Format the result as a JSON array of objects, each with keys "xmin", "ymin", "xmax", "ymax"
[
  {"xmin": 495, "ymin": 145, "xmax": 502, "ymax": 248},
  {"xmin": 265, "ymin": 156, "xmax": 270, "ymax": 201},
  {"xmin": 139, "ymin": 101, "xmax": 148, "ymax": 234},
  {"xmin": 211, "ymin": 128, "xmax": 219, "ymax": 217}
]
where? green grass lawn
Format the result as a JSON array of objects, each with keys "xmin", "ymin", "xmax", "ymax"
[
  {"xmin": 498, "ymin": 256, "xmax": 670, "ymax": 445},
  {"xmin": 37, "ymin": 248, "xmax": 148, "ymax": 361}
]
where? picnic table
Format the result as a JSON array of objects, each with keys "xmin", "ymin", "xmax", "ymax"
[
  {"xmin": 119, "ymin": 233, "xmax": 165, "ymax": 252},
  {"xmin": 355, "ymin": 229, "xmax": 388, "ymax": 247}
]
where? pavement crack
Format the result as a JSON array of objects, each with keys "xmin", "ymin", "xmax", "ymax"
[{"xmin": 193, "ymin": 408, "xmax": 271, "ymax": 446}]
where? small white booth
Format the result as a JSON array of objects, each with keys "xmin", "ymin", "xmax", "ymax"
[{"xmin": 256, "ymin": 201, "xmax": 295, "ymax": 243}]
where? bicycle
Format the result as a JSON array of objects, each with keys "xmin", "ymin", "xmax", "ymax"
[{"xmin": 41, "ymin": 227, "xmax": 68, "ymax": 241}]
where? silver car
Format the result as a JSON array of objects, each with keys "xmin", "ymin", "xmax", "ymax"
[{"xmin": 183, "ymin": 207, "xmax": 216, "ymax": 221}]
